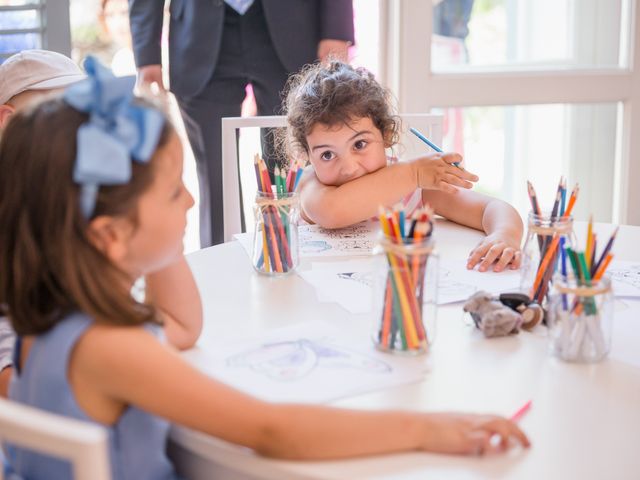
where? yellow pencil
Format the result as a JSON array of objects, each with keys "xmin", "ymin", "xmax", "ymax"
[{"xmin": 585, "ymin": 215, "xmax": 593, "ymax": 270}]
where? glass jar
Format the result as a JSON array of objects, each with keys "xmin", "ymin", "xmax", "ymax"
[
  {"xmin": 520, "ymin": 212, "xmax": 576, "ymax": 308},
  {"xmin": 547, "ymin": 276, "xmax": 613, "ymax": 362},
  {"xmin": 372, "ymin": 235, "xmax": 438, "ymax": 355},
  {"xmin": 252, "ymin": 191, "xmax": 299, "ymax": 276}
]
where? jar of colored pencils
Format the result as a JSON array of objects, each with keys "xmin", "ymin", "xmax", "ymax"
[
  {"xmin": 520, "ymin": 212, "xmax": 576, "ymax": 312},
  {"xmin": 252, "ymin": 191, "xmax": 300, "ymax": 276},
  {"xmin": 373, "ymin": 234, "xmax": 438, "ymax": 355},
  {"xmin": 547, "ymin": 276, "xmax": 613, "ymax": 362}
]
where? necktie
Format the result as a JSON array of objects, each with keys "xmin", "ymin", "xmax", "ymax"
[{"xmin": 224, "ymin": 0, "xmax": 254, "ymax": 15}]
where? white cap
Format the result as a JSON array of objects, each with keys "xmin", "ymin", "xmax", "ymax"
[{"xmin": 0, "ymin": 50, "xmax": 86, "ymax": 105}]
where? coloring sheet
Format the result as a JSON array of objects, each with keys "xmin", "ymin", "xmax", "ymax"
[
  {"xmin": 437, "ymin": 259, "xmax": 522, "ymax": 304},
  {"xmin": 234, "ymin": 220, "xmax": 379, "ymax": 259},
  {"xmin": 610, "ymin": 299, "xmax": 640, "ymax": 369},
  {"xmin": 297, "ymin": 222, "xmax": 378, "ymax": 256},
  {"xmin": 297, "ymin": 259, "xmax": 376, "ymax": 314},
  {"xmin": 187, "ymin": 322, "xmax": 428, "ymax": 404},
  {"xmin": 297, "ymin": 258, "xmax": 521, "ymax": 314},
  {"xmin": 606, "ymin": 260, "xmax": 640, "ymax": 298}
]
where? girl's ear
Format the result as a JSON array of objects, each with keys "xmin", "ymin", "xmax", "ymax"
[
  {"xmin": 86, "ymin": 215, "xmax": 133, "ymax": 264},
  {"xmin": 0, "ymin": 104, "xmax": 16, "ymax": 131},
  {"xmin": 382, "ymin": 130, "xmax": 394, "ymax": 149}
]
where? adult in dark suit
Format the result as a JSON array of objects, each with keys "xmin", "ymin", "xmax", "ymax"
[{"xmin": 128, "ymin": 0, "xmax": 355, "ymax": 247}]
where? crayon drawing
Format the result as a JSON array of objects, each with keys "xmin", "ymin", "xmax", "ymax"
[
  {"xmin": 226, "ymin": 339, "xmax": 391, "ymax": 382},
  {"xmin": 608, "ymin": 264, "xmax": 640, "ymax": 289},
  {"xmin": 606, "ymin": 262, "xmax": 640, "ymax": 297},
  {"xmin": 298, "ymin": 221, "xmax": 378, "ymax": 256},
  {"xmin": 337, "ymin": 271, "xmax": 373, "ymax": 288},
  {"xmin": 435, "ymin": 260, "xmax": 521, "ymax": 305},
  {"xmin": 436, "ymin": 267, "xmax": 478, "ymax": 304},
  {"xmin": 201, "ymin": 322, "xmax": 427, "ymax": 403}
]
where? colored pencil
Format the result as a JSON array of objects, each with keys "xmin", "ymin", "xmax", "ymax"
[
  {"xmin": 252, "ymin": 155, "xmax": 300, "ymax": 274},
  {"xmin": 510, "ymin": 400, "xmax": 532, "ymax": 422},
  {"xmin": 592, "ymin": 227, "xmax": 618, "ymax": 276},
  {"xmin": 526, "ymin": 180, "xmax": 541, "ymax": 216},
  {"xmin": 550, "ymin": 176, "xmax": 563, "ymax": 219},
  {"xmin": 409, "ymin": 127, "xmax": 461, "ymax": 167},
  {"xmin": 377, "ymin": 205, "xmax": 434, "ymax": 351}
]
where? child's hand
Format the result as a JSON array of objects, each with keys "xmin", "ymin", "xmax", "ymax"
[
  {"xmin": 413, "ymin": 153, "xmax": 479, "ymax": 194},
  {"xmin": 467, "ymin": 231, "xmax": 522, "ymax": 272},
  {"xmin": 422, "ymin": 413, "xmax": 530, "ymax": 455}
]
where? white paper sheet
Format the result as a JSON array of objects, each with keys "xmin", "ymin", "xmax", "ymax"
[
  {"xmin": 297, "ymin": 257, "xmax": 521, "ymax": 314},
  {"xmin": 235, "ymin": 220, "xmax": 379, "ymax": 259},
  {"xmin": 436, "ymin": 259, "xmax": 522, "ymax": 304},
  {"xmin": 187, "ymin": 322, "xmax": 428, "ymax": 404},
  {"xmin": 606, "ymin": 260, "xmax": 640, "ymax": 298},
  {"xmin": 610, "ymin": 299, "xmax": 640, "ymax": 369},
  {"xmin": 298, "ymin": 259, "xmax": 376, "ymax": 314}
]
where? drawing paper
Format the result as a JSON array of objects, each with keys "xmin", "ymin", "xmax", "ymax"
[
  {"xmin": 185, "ymin": 322, "xmax": 428, "ymax": 403},
  {"xmin": 235, "ymin": 221, "xmax": 379, "ymax": 258}
]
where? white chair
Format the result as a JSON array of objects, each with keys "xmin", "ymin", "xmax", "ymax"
[
  {"xmin": 0, "ymin": 397, "xmax": 111, "ymax": 480},
  {"xmin": 221, "ymin": 113, "xmax": 443, "ymax": 242}
]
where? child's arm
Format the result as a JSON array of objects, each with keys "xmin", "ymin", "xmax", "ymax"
[
  {"xmin": 0, "ymin": 367, "xmax": 10, "ymax": 398},
  {"xmin": 300, "ymin": 154, "xmax": 478, "ymax": 228},
  {"xmin": 145, "ymin": 256, "xmax": 203, "ymax": 350},
  {"xmin": 0, "ymin": 317, "xmax": 15, "ymax": 397},
  {"xmin": 71, "ymin": 326, "xmax": 530, "ymax": 459},
  {"xmin": 424, "ymin": 189, "xmax": 524, "ymax": 272}
]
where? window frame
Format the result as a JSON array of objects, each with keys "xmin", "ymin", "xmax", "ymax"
[
  {"xmin": 0, "ymin": 0, "xmax": 71, "ymax": 61},
  {"xmin": 379, "ymin": 0, "xmax": 640, "ymax": 226}
]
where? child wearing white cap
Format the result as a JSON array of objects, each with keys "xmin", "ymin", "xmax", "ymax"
[
  {"xmin": 0, "ymin": 50, "xmax": 85, "ymax": 397},
  {"xmin": 0, "ymin": 49, "xmax": 86, "ymax": 131}
]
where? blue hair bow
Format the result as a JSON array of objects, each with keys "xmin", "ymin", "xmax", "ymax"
[{"xmin": 63, "ymin": 56, "xmax": 165, "ymax": 218}]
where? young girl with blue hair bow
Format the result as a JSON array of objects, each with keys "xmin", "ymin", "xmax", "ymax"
[{"xmin": 0, "ymin": 58, "xmax": 528, "ymax": 480}]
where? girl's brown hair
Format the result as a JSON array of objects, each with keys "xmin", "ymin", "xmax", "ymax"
[
  {"xmin": 281, "ymin": 61, "xmax": 401, "ymax": 161},
  {"xmin": 0, "ymin": 97, "xmax": 172, "ymax": 335}
]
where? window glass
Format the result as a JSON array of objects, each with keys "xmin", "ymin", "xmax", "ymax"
[
  {"xmin": 435, "ymin": 103, "xmax": 619, "ymax": 222},
  {"xmin": 432, "ymin": 0, "xmax": 629, "ymax": 71},
  {"xmin": 0, "ymin": 2, "xmax": 43, "ymax": 60}
]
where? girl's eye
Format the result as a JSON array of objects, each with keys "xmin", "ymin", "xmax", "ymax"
[
  {"xmin": 320, "ymin": 151, "xmax": 335, "ymax": 161},
  {"xmin": 172, "ymin": 185, "xmax": 183, "ymax": 200},
  {"xmin": 354, "ymin": 139, "xmax": 368, "ymax": 150}
]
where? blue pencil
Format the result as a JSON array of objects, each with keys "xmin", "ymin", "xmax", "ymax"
[
  {"xmin": 560, "ymin": 238, "xmax": 568, "ymax": 310},
  {"xmin": 409, "ymin": 127, "xmax": 461, "ymax": 167},
  {"xmin": 293, "ymin": 167, "xmax": 304, "ymax": 191}
]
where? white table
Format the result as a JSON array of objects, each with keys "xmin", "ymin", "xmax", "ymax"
[{"xmin": 169, "ymin": 220, "xmax": 640, "ymax": 480}]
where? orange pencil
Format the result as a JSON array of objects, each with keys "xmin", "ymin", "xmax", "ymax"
[
  {"xmin": 531, "ymin": 234, "xmax": 560, "ymax": 297},
  {"xmin": 593, "ymin": 253, "xmax": 613, "ymax": 281},
  {"xmin": 563, "ymin": 184, "xmax": 579, "ymax": 217}
]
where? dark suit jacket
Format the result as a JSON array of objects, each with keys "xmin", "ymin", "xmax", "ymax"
[{"xmin": 128, "ymin": 0, "xmax": 355, "ymax": 98}]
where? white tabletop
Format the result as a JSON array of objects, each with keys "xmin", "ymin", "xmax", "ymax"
[{"xmin": 169, "ymin": 220, "xmax": 640, "ymax": 480}]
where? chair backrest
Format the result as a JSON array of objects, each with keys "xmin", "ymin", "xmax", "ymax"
[
  {"xmin": 221, "ymin": 113, "xmax": 443, "ymax": 242},
  {"xmin": 0, "ymin": 397, "xmax": 111, "ymax": 480}
]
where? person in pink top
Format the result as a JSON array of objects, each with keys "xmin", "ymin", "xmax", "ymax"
[{"xmin": 283, "ymin": 61, "xmax": 524, "ymax": 273}]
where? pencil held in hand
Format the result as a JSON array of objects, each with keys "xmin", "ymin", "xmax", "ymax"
[{"xmin": 409, "ymin": 127, "xmax": 462, "ymax": 168}]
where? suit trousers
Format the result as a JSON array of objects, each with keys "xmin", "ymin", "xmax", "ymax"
[{"xmin": 176, "ymin": 2, "xmax": 290, "ymax": 247}]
